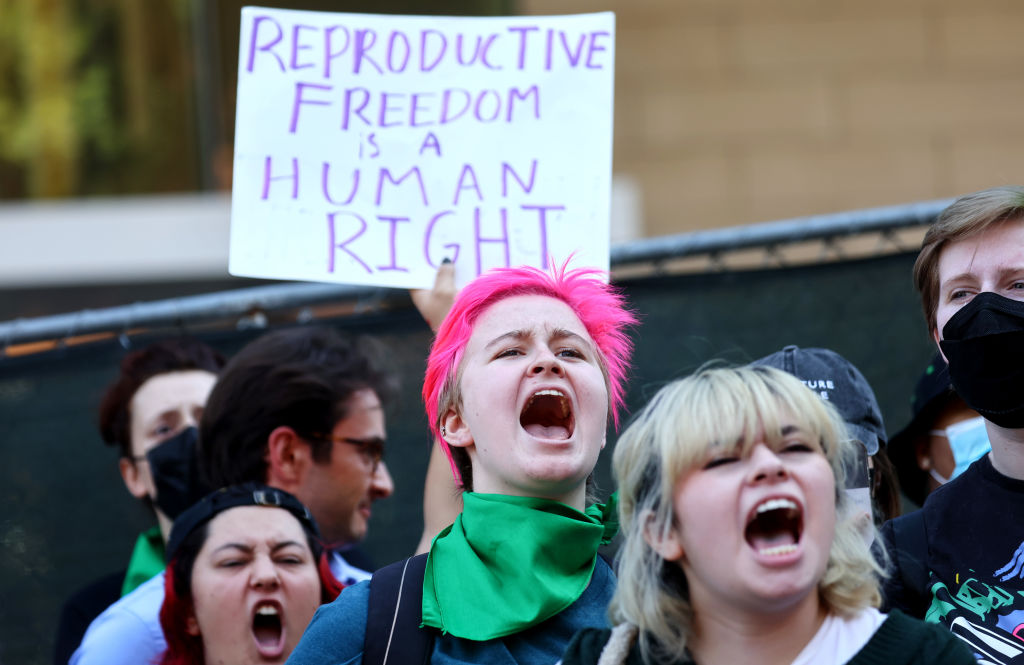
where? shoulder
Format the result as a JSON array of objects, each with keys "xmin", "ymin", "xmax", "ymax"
[
  {"xmin": 70, "ymin": 572, "xmax": 166, "ymax": 665},
  {"xmin": 286, "ymin": 580, "xmax": 370, "ymax": 665},
  {"xmin": 562, "ymin": 627, "xmax": 614, "ymax": 665},
  {"xmin": 851, "ymin": 610, "xmax": 975, "ymax": 665},
  {"xmin": 330, "ymin": 550, "xmax": 372, "ymax": 586},
  {"xmin": 585, "ymin": 555, "xmax": 617, "ymax": 603},
  {"xmin": 54, "ymin": 571, "xmax": 127, "ymax": 665}
]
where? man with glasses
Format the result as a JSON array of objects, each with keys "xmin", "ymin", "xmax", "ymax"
[{"xmin": 197, "ymin": 325, "xmax": 397, "ymax": 586}]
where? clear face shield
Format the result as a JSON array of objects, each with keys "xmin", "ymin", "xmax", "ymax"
[{"xmin": 841, "ymin": 440, "xmax": 874, "ymax": 546}]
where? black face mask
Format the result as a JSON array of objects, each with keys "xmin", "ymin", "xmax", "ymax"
[
  {"xmin": 940, "ymin": 292, "xmax": 1024, "ymax": 429},
  {"xmin": 146, "ymin": 426, "xmax": 210, "ymax": 520}
]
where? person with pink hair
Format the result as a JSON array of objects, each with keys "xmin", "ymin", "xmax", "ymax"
[{"xmin": 287, "ymin": 262, "xmax": 636, "ymax": 665}]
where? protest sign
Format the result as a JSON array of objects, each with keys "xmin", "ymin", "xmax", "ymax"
[{"xmin": 230, "ymin": 6, "xmax": 615, "ymax": 288}]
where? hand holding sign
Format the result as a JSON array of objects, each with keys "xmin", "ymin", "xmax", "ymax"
[{"xmin": 230, "ymin": 7, "xmax": 615, "ymax": 289}]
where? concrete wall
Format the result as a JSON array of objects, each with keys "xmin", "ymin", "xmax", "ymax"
[{"xmin": 522, "ymin": 0, "xmax": 1024, "ymax": 236}]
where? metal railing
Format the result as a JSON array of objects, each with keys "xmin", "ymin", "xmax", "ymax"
[{"xmin": 0, "ymin": 197, "xmax": 951, "ymax": 349}]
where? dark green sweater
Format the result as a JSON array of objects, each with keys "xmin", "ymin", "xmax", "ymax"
[{"xmin": 561, "ymin": 610, "xmax": 975, "ymax": 665}]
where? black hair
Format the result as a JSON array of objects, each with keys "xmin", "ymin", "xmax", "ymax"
[
  {"xmin": 98, "ymin": 337, "xmax": 225, "ymax": 459},
  {"xmin": 198, "ymin": 327, "xmax": 397, "ymax": 488}
]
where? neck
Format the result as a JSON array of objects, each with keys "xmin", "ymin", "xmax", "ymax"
[
  {"xmin": 986, "ymin": 421, "xmax": 1024, "ymax": 480},
  {"xmin": 155, "ymin": 510, "xmax": 172, "ymax": 544},
  {"xmin": 689, "ymin": 593, "xmax": 826, "ymax": 665},
  {"xmin": 469, "ymin": 481, "xmax": 587, "ymax": 512}
]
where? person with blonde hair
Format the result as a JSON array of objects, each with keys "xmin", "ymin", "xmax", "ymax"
[{"xmin": 563, "ymin": 365, "xmax": 971, "ymax": 665}]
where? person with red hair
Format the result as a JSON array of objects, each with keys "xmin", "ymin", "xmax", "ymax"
[
  {"xmin": 160, "ymin": 484, "xmax": 340, "ymax": 665},
  {"xmin": 287, "ymin": 262, "xmax": 637, "ymax": 665}
]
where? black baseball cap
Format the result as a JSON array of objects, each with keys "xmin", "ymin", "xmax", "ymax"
[
  {"xmin": 888, "ymin": 353, "xmax": 955, "ymax": 454},
  {"xmin": 753, "ymin": 345, "xmax": 886, "ymax": 455},
  {"xmin": 166, "ymin": 483, "xmax": 320, "ymax": 561}
]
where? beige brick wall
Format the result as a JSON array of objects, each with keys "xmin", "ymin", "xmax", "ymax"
[{"xmin": 522, "ymin": 0, "xmax": 1024, "ymax": 236}]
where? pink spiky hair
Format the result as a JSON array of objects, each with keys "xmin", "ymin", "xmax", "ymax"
[{"xmin": 422, "ymin": 261, "xmax": 637, "ymax": 485}]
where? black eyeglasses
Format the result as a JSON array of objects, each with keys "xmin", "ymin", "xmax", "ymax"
[{"xmin": 332, "ymin": 436, "xmax": 385, "ymax": 473}]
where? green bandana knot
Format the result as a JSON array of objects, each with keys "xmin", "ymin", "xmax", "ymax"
[{"xmin": 421, "ymin": 492, "xmax": 619, "ymax": 641}]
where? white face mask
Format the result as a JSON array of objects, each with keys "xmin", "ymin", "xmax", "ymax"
[{"xmin": 928, "ymin": 416, "xmax": 991, "ymax": 485}]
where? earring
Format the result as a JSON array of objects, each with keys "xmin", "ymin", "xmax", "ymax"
[{"xmin": 441, "ymin": 425, "xmax": 447, "ymax": 438}]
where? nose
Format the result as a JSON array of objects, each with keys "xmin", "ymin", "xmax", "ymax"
[
  {"xmin": 747, "ymin": 443, "xmax": 788, "ymax": 484},
  {"xmin": 370, "ymin": 461, "xmax": 394, "ymax": 499},
  {"xmin": 530, "ymin": 347, "xmax": 564, "ymax": 376},
  {"xmin": 250, "ymin": 555, "xmax": 281, "ymax": 590},
  {"xmin": 183, "ymin": 406, "xmax": 202, "ymax": 429}
]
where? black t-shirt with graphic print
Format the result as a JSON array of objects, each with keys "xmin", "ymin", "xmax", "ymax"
[{"xmin": 882, "ymin": 454, "xmax": 1024, "ymax": 664}]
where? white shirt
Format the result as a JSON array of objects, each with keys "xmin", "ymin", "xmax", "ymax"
[{"xmin": 790, "ymin": 608, "xmax": 887, "ymax": 665}]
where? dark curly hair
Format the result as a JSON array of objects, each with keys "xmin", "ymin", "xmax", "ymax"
[{"xmin": 98, "ymin": 338, "xmax": 226, "ymax": 459}]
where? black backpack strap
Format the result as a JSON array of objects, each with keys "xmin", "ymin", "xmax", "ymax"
[
  {"xmin": 886, "ymin": 510, "xmax": 930, "ymax": 615},
  {"xmin": 363, "ymin": 553, "xmax": 433, "ymax": 665}
]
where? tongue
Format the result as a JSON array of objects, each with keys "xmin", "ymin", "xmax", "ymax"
[
  {"xmin": 523, "ymin": 423, "xmax": 570, "ymax": 440},
  {"xmin": 749, "ymin": 531, "xmax": 796, "ymax": 552}
]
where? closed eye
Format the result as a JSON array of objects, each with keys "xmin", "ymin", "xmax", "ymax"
[
  {"xmin": 218, "ymin": 559, "xmax": 247, "ymax": 568},
  {"xmin": 703, "ymin": 456, "xmax": 738, "ymax": 470},
  {"xmin": 782, "ymin": 442, "xmax": 815, "ymax": 453}
]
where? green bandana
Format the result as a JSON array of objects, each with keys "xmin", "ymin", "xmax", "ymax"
[
  {"xmin": 422, "ymin": 492, "xmax": 618, "ymax": 641},
  {"xmin": 120, "ymin": 526, "xmax": 166, "ymax": 596}
]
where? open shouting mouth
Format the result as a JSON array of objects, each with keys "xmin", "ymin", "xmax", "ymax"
[
  {"xmin": 520, "ymin": 389, "xmax": 575, "ymax": 440},
  {"xmin": 745, "ymin": 497, "xmax": 803, "ymax": 557},
  {"xmin": 251, "ymin": 601, "xmax": 286, "ymax": 658}
]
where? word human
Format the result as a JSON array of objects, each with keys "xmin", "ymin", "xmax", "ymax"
[
  {"xmin": 260, "ymin": 155, "xmax": 564, "ymax": 277},
  {"xmin": 245, "ymin": 17, "xmax": 612, "ymax": 77}
]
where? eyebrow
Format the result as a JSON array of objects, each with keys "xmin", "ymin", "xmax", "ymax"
[
  {"xmin": 484, "ymin": 329, "xmax": 529, "ymax": 351},
  {"xmin": 212, "ymin": 540, "xmax": 307, "ymax": 555},
  {"xmin": 484, "ymin": 328, "xmax": 592, "ymax": 351},
  {"xmin": 939, "ymin": 271, "xmax": 979, "ymax": 288}
]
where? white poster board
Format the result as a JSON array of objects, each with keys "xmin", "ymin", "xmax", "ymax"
[{"xmin": 230, "ymin": 7, "xmax": 615, "ymax": 289}]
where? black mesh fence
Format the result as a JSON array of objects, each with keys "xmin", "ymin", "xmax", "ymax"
[{"xmin": 0, "ymin": 251, "xmax": 935, "ymax": 664}]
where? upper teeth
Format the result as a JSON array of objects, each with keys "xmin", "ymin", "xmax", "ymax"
[
  {"xmin": 756, "ymin": 498, "xmax": 797, "ymax": 514},
  {"xmin": 526, "ymin": 390, "xmax": 570, "ymax": 418},
  {"xmin": 256, "ymin": 606, "xmax": 279, "ymax": 616}
]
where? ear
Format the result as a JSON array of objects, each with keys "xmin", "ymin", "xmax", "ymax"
[
  {"xmin": 185, "ymin": 610, "xmax": 201, "ymax": 637},
  {"xmin": 915, "ymin": 436, "xmax": 932, "ymax": 471},
  {"xmin": 266, "ymin": 426, "xmax": 312, "ymax": 493},
  {"xmin": 642, "ymin": 510, "xmax": 684, "ymax": 562},
  {"xmin": 442, "ymin": 409, "xmax": 474, "ymax": 450},
  {"xmin": 118, "ymin": 457, "xmax": 149, "ymax": 500}
]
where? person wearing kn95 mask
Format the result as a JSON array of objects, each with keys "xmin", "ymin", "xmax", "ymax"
[
  {"xmin": 63, "ymin": 338, "xmax": 225, "ymax": 665},
  {"xmin": 881, "ymin": 186, "xmax": 1024, "ymax": 663}
]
